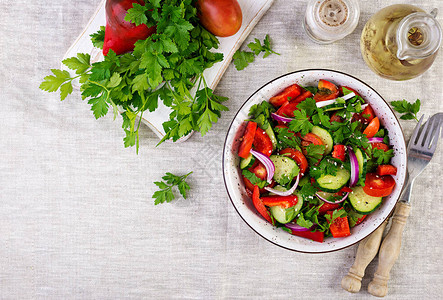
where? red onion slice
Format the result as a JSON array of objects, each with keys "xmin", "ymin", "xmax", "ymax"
[
  {"xmin": 285, "ymin": 223, "xmax": 316, "ymax": 232},
  {"xmin": 271, "ymin": 112, "xmax": 294, "ymax": 123},
  {"xmin": 316, "ymin": 191, "xmax": 349, "ymax": 204},
  {"xmin": 347, "ymin": 146, "xmax": 359, "ymax": 187},
  {"xmin": 250, "ymin": 149, "xmax": 275, "ymax": 183},
  {"xmin": 264, "ymin": 174, "xmax": 300, "ymax": 196},
  {"xmin": 368, "ymin": 137, "xmax": 384, "ymax": 143}
]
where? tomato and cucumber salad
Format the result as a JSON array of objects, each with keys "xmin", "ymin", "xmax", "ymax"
[{"xmin": 237, "ymin": 80, "xmax": 397, "ymax": 242}]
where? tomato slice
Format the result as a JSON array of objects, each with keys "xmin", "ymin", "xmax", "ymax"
[
  {"xmin": 332, "ymin": 144, "xmax": 346, "ymax": 161},
  {"xmin": 327, "ymin": 210, "xmax": 351, "ymax": 238},
  {"xmin": 355, "ymin": 214, "xmax": 367, "ymax": 226},
  {"xmin": 293, "ymin": 90, "xmax": 313, "ymax": 102},
  {"xmin": 363, "ymin": 172, "xmax": 396, "ymax": 197},
  {"xmin": 300, "ymin": 133, "xmax": 323, "ymax": 145},
  {"xmin": 279, "ymin": 148, "xmax": 308, "ymax": 176},
  {"xmin": 371, "ymin": 142, "xmax": 389, "ymax": 151},
  {"xmin": 377, "ymin": 164, "xmax": 397, "ymax": 176},
  {"xmin": 318, "ymin": 202, "xmax": 340, "ymax": 214},
  {"xmin": 269, "ymin": 84, "xmax": 302, "ymax": 107},
  {"xmin": 314, "ymin": 79, "xmax": 339, "ymax": 102},
  {"xmin": 363, "ymin": 117, "xmax": 380, "ymax": 138},
  {"xmin": 361, "ymin": 104, "xmax": 376, "ymax": 122},
  {"xmin": 261, "ymin": 195, "xmax": 298, "ymax": 209},
  {"xmin": 252, "ymin": 185, "xmax": 272, "ymax": 223},
  {"xmin": 339, "ymin": 86, "xmax": 360, "ymax": 97},
  {"xmin": 238, "ymin": 121, "xmax": 257, "ymax": 159},
  {"xmin": 330, "ymin": 112, "xmax": 344, "ymax": 123},
  {"xmin": 291, "ymin": 230, "xmax": 324, "ymax": 243},
  {"xmin": 276, "ymin": 100, "xmax": 299, "ymax": 118},
  {"xmin": 253, "ymin": 128, "xmax": 273, "ymax": 156}
]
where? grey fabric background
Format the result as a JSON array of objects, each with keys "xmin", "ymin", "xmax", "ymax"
[{"xmin": 1, "ymin": 0, "xmax": 442, "ymax": 299}]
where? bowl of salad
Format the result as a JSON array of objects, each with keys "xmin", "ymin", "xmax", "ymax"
[{"xmin": 222, "ymin": 69, "xmax": 407, "ymax": 253}]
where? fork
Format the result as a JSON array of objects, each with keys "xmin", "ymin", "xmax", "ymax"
[{"xmin": 367, "ymin": 113, "xmax": 443, "ymax": 297}]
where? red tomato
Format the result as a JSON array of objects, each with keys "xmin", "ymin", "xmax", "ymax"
[
  {"xmin": 330, "ymin": 112, "xmax": 344, "ymax": 123},
  {"xmin": 269, "ymin": 84, "xmax": 302, "ymax": 107},
  {"xmin": 196, "ymin": 0, "xmax": 242, "ymax": 37},
  {"xmin": 332, "ymin": 144, "xmax": 346, "ymax": 161},
  {"xmin": 298, "ymin": 133, "xmax": 323, "ymax": 157},
  {"xmin": 253, "ymin": 128, "xmax": 273, "ymax": 156},
  {"xmin": 339, "ymin": 86, "xmax": 360, "ymax": 97},
  {"xmin": 363, "ymin": 173, "xmax": 396, "ymax": 197},
  {"xmin": 377, "ymin": 165, "xmax": 398, "ymax": 176},
  {"xmin": 361, "ymin": 105, "xmax": 376, "ymax": 122},
  {"xmin": 279, "ymin": 148, "xmax": 308, "ymax": 176},
  {"xmin": 238, "ymin": 121, "xmax": 257, "ymax": 158},
  {"xmin": 354, "ymin": 214, "xmax": 367, "ymax": 226},
  {"xmin": 293, "ymin": 90, "xmax": 313, "ymax": 102},
  {"xmin": 318, "ymin": 202, "xmax": 340, "ymax": 214},
  {"xmin": 371, "ymin": 142, "xmax": 389, "ymax": 151},
  {"xmin": 363, "ymin": 117, "xmax": 380, "ymax": 138},
  {"xmin": 314, "ymin": 79, "xmax": 339, "ymax": 102},
  {"xmin": 261, "ymin": 195, "xmax": 298, "ymax": 209},
  {"xmin": 327, "ymin": 210, "xmax": 351, "ymax": 238},
  {"xmin": 252, "ymin": 186, "xmax": 272, "ymax": 223},
  {"xmin": 300, "ymin": 133, "xmax": 323, "ymax": 145},
  {"xmin": 276, "ymin": 101, "xmax": 299, "ymax": 118},
  {"xmin": 242, "ymin": 162, "xmax": 270, "ymax": 193},
  {"xmin": 291, "ymin": 230, "xmax": 324, "ymax": 242}
]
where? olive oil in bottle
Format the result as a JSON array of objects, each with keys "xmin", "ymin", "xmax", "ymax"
[{"xmin": 360, "ymin": 5, "xmax": 442, "ymax": 80}]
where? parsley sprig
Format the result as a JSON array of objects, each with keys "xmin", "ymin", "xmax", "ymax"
[
  {"xmin": 233, "ymin": 35, "xmax": 279, "ymax": 70},
  {"xmin": 153, "ymin": 171, "xmax": 192, "ymax": 205},
  {"xmin": 40, "ymin": 0, "xmax": 228, "ymax": 152},
  {"xmin": 390, "ymin": 99, "xmax": 421, "ymax": 121}
]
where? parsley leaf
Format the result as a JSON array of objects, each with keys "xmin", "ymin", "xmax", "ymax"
[
  {"xmin": 304, "ymin": 144, "xmax": 325, "ymax": 165},
  {"xmin": 90, "ymin": 26, "xmax": 105, "ymax": 49},
  {"xmin": 289, "ymin": 109, "xmax": 313, "ymax": 136},
  {"xmin": 325, "ymin": 208, "xmax": 347, "ymax": 223},
  {"xmin": 153, "ymin": 171, "xmax": 192, "ymax": 205},
  {"xmin": 242, "ymin": 170, "xmax": 267, "ymax": 188},
  {"xmin": 233, "ymin": 35, "xmax": 279, "ymax": 70},
  {"xmin": 275, "ymin": 127, "xmax": 301, "ymax": 151},
  {"xmin": 296, "ymin": 212, "xmax": 314, "ymax": 228},
  {"xmin": 232, "ymin": 50, "xmax": 255, "ymax": 70},
  {"xmin": 372, "ymin": 148, "xmax": 394, "ymax": 165},
  {"xmin": 391, "ymin": 99, "xmax": 421, "ymax": 121}
]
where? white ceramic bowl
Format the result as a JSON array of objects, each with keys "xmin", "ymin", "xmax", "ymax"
[{"xmin": 223, "ymin": 69, "xmax": 407, "ymax": 253}]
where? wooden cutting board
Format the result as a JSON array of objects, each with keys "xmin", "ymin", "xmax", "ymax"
[{"xmin": 63, "ymin": 0, "xmax": 275, "ymax": 141}]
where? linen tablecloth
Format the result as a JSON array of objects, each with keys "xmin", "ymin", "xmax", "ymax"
[{"xmin": 1, "ymin": 0, "xmax": 442, "ymax": 299}]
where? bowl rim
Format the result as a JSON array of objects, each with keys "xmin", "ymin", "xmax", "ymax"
[{"xmin": 222, "ymin": 68, "xmax": 407, "ymax": 254}]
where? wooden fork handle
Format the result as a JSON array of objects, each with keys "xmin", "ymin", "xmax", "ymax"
[
  {"xmin": 341, "ymin": 219, "xmax": 388, "ymax": 293},
  {"xmin": 368, "ymin": 202, "xmax": 411, "ymax": 297}
]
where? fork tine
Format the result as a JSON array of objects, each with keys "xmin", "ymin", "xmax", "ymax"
[
  {"xmin": 410, "ymin": 115, "xmax": 424, "ymax": 146},
  {"xmin": 427, "ymin": 116, "xmax": 443, "ymax": 151},
  {"xmin": 417, "ymin": 116, "xmax": 431, "ymax": 146}
]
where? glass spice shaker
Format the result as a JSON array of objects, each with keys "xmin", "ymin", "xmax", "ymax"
[
  {"xmin": 303, "ymin": 0, "xmax": 360, "ymax": 44},
  {"xmin": 360, "ymin": 4, "xmax": 442, "ymax": 80}
]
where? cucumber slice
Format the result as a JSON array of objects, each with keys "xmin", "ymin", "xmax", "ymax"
[
  {"xmin": 323, "ymin": 103, "xmax": 345, "ymax": 112},
  {"xmin": 270, "ymin": 206, "xmax": 296, "ymax": 224},
  {"xmin": 354, "ymin": 147, "xmax": 367, "ymax": 179},
  {"xmin": 311, "ymin": 126, "xmax": 333, "ymax": 154},
  {"xmin": 264, "ymin": 125, "xmax": 277, "ymax": 150},
  {"xmin": 349, "ymin": 186, "xmax": 382, "ymax": 215},
  {"xmin": 269, "ymin": 155, "xmax": 300, "ymax": 185},
  {"xmin": 316, "ymin": 167, "xmax": 350, "ymax": 193},
  {"xmin": 240, "ymin": 153, "xmax": 255, "ymax": 169},
  {"xmin": 268, "ymin": 190, "xmax": 304, "ymax": 224}
]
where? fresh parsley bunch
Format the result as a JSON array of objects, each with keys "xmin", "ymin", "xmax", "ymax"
[{"xmin": 40, "ymin": 0, "xmax": 228, "ymax": 152}]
